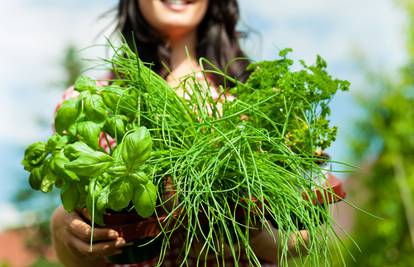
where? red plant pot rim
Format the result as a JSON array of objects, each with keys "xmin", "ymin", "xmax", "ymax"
[
  {"xmin": 302, "ymin": 172, "xmax": 346, "ymax": 205},
  {"xmin": 103, "ymin": 212, "xmax": 167, "ymax": 242}
]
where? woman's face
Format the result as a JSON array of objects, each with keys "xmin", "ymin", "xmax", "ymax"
[{"xmin": 139, "ymin": 0, "xmax": 209, "ymax": 40}]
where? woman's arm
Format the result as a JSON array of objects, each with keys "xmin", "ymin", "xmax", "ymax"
[{"xmin": 51, "ymin": 206, "xmax": 127, "ymax": 267}]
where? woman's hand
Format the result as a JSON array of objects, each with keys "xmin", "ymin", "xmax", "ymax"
[
  {"xmin": 51, "ymin": 206, "xmax": 127, "ymax": 267},
  {"xmin": 250, "ymin": 221, "xmax": 309, "ymax": 264}
]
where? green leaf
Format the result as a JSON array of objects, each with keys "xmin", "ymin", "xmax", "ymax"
[
  {"xmin": 50, "ymin": 151, "xmax": 79, "ymax": 181},
  {"xmin": 107, "ymin": 164, "xmax": 127, "ymax": 177},
  {"xmin": 97, "ymin": 185, "xmax": 110, "ymax": 212},
  {"xmin": 111, "ymin": 144, "xmax": 123, "ymax": 162},
  {"xmin": 84, "ymin": 94, "xmax": 107, "ymax": 122},
  {"xmin": 75, "ymin": 183, "xmax": 87, "ymax": 210},
  {"xmin": 74, "ymin": 76, "xmax": 98, "ymax": 93},
  {"xmin": 28, "ymin": 165, "xmax": 44, "ymax": 190},
  {"xmin": 108, "ymin": 179, "xmax": 134, "ymax": 212},
  {"xmin": 64, "ymin": 142, "xmax": 95, "ymax": 160},
  {"xmin": 74, "ymin": 121, "xmax": 102, "ymax": 150},
  {"xmin": 130, "ymin": 171, "xmax": 149, "ymax": 185},
  {"xmin": 61, "ymin": 183, "xmax": 79, "ymax": 212},
  {"xmin": 22, "ymin": 141, "xmax": 48, "ymax": 171},
  {"xmin": 121, "ymin": 127, "xmax": 152, "ymax": 170},
  {"xmin": 65, "ymin": 151, "xmax": 113, "ymax": 177},
  {"xmin": 46, "ymin": 134, "xmax": 69, "ymax": 153},
  {"xmin": 40, "ymin": 162, "xmax": 57, "ymax": 193},
  {"xmin": 86, "ymin": 179, "xmax": 105, "ymax": 226},
  {"xmin": 94, "ymin": 185, "xmax": 109, "ymax": 226},
  {"xmin": 104, "ymin": 115, "xmax": 127, "ymax": 142},
  {"xmin": 54, "ymin": 98, "xmax": 80, "ymax": 134},
  {"xmin": 101, "ymin": 86, "xmax": 122, "ymax": 110},
  {"xmin": 101, "ymin": 86, "xmax": 137, "ymax": 116},
  {"xmin": 132, "ymin": 181, "xmax": 157, "ymax": 218},
  {"xmin": 279, "ymin": 48, "xmax": 293, "ymax": 58}
]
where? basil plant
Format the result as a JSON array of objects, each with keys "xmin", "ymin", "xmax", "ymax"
[{"xmin": 22, "ymin": 76, "xmax": 157, "ymax": 225}]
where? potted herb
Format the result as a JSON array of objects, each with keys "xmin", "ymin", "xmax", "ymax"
[
  {"xmin": 22, "ymin": 77, "xmax": 161, "ymax": 262},
  {"xmin": 22, "ymin": 43, "xmax": 349, "ymax": 266}
]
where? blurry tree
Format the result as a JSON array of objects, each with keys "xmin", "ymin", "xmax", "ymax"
[
  {"xmin": 344, "ymin": 0, "xmax": 414, "ymax": 266},
  {"xmin": 62, "ymin": 45, "xmax": 84, "ymax": 88},
  {"xmin": 12, "ymin": 44, "xmax": 82, "ymax": 267},
  {"xmin": 15, "ymin": 44, "xmax": 83, "ymax": 211}
]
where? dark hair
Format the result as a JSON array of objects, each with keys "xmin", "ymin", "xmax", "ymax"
[{"xmin": 116, "ymin": 0, "xmax": 250, "ymax": 86}]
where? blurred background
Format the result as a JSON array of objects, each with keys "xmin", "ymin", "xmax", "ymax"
[{"xmin": 0, "ymin": 0, "xmax": 413, "ymax": 266}]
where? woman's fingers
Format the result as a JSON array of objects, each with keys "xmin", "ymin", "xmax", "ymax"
[
  {"xmin": 66, "ymin": 236, "xmax": 125, "ymax": 258},
  {"xmin": 60, "ymin": 210, "xmax": 129, "ymax": 259},
  {"xmin": 65, "ymin": 211, "xmax": 120, "ymax": 242}
]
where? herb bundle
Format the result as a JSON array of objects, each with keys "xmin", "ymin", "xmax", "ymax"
[{"xmin": 22, "ymin": 43, "xmax": 349, "ymax": 266}]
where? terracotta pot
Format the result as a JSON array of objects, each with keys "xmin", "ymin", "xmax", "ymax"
[
  {"xmin": 302, "ymin": 172, "xmax": 346, "ymax": 205},
  {"xmin": 80, "ymin": 208, "xmax": 172, "ymax": 264},
  {"xmin": 102, "ymin": 211, "xmax": 166, "ymax": 243}
]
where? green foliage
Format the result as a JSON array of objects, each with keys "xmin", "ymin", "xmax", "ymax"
[
  {"xmin": 31, "ymin": 257, "xmax": 62, "ymax": 267},
  {"xmin": 232, "ymin": 49, "xmax": 349, "ymax": 154},
  {"xmin": 54, "ymin": 99, "xmax": 80, "ymax": 134},
  {"xmin": 344, "ymin": 2, "xmax": 414, "ymax": 266},
  {"xmin": 22, "ymin": 73, "xmax": 157, "ymax": 225},
  {"xmin": 346, "ymin": 85, "xmax": 414, "ymax": 266},
  {"xmin": 121, "ymin": 127, "xmax": 152, "ymax": 171},
  {"xmin": 22, "ymin": 42, "xmax": 348, "ymax": 266},
  {"xmin": 133, "ymin": 181, "xmax": 157, "ymax": 218}
]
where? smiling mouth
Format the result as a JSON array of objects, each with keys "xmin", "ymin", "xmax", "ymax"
[{"xmin": 160, "ymin": 0, "xmax": 196, "ymax": 7}]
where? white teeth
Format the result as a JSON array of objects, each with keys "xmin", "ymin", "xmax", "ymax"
[{"xmin": 163, "ymin": 0, "xmax": 187, "ymax": 5}]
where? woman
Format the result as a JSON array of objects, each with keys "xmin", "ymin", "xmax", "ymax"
[{"xmin": 51, "ymin": 0, "xmax": 308, "ymax": 266}]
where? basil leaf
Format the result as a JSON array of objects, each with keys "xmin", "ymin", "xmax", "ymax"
[
  {"xmin": 121, "ymin": 127, "xmax": 152, "ymax": 170},
  {"xmin": 101, "ymin": 86, "xmax": 137, "ymax": 116},
  {"xmin": 101, "ymin": 86, "xmax": 124, "ymax": 111},
  {"xmin": 107, "ymin": 164, "xmax": 127, "ymax": 177},
  {"xmin": 46, "ymin": 134, "xmax": 69, "ymax": 153},
  {"xmin": 75, "ymin": 121, "xmax": 102, "ymax": 150},
  {"xmin": 111, "ymin": 144, "xmax": 123, "ymax": 163},
  {"xmin": 76, "ymin": 183, "xmax": 88, "ymax": 210},
  {"xmin": 55, "ymin": 98, "xmax": 80, "ymax": 134},
  {"xmin": 108, "ymin": 179, "xmax": 134, "ymax": 212},
  {"xmin": 50, "ymin": 151, "xmax": 79, "ymax": 181},
  {"xmin": 67, "ymin": 123, "xmax": 78, "ymax": 137},
  {"xmin": 84, "ymin": 94, "xmax": 107, "ymax": 122},
  {"xmin": 40, "ymin": 161, "xmax": 57, "ymax": 193},
  {"xmin": 130, "ymin": 171, "xmax": 149, "ymax": 185},
  {"xmin": 97, "ymin": 185, "xmax": 110, "ymax": 212},
  {"xmin": 61, "ymin": 183, "xmax": 79, "ymax": 212},
  {"xmin": 22, "ymin": 141, "xmax": 48, "ymax": 171},
  {"xmin": 86, "ymin": 179, "xmax": 105, "ymax": 226},
  {"xmin": 65, "ymin": 151, "xmax": 113, "ymax": 177},
  {"xmin": 133, "ymin": 181, "xmax": 157, "ymax": 218},
  {"xmin": 28, "ymin": 165, "xmax": 44, "ymax": 190},
  {"xmin": 95, "ymin": 185, "xmax": 110, "ymax": 226},
  {"xmin": 75, "ymin": 76, "xmax": 98, "ymax": 93},
  {"xmin": 104, "ymin": 115, "xmax": 127, "ymax": 143},
  {"xmin": 64, "ymin": 142, "xmax": 95, "ymax": 160}
]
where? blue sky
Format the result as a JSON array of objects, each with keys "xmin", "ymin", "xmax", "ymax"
[{"xmin": 0, "ymin": 0, "xmax": 407, "ymax": 229}]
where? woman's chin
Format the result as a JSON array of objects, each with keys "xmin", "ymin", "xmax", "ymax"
[{"xmin": 159, "ymin": 22, "xmax": 197, "ymax": 39}]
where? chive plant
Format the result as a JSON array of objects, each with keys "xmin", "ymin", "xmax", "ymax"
[{"xmin": 22, "ymin": 42, "xmax": 349, "ymax": 266}]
